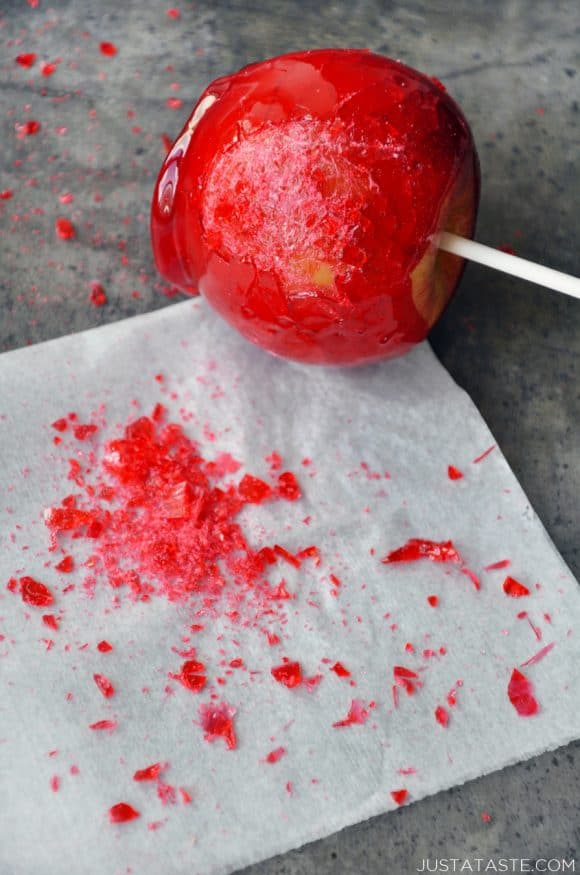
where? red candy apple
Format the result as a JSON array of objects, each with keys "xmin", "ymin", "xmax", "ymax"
[{"xmin": 151, "ymin": 49, "xmax": 479, "ymax": 365}]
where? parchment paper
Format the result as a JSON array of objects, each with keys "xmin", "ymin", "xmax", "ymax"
[{"xmin": 1, "ymin": 298, "xmax": 579, "ymax": 875}]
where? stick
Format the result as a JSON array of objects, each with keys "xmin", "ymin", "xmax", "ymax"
[{"xmin": 439, "ymin": 231, "xmax": 580, "ymax": 301}]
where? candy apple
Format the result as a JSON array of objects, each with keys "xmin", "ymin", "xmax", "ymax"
[{"xmin": 151, "ymin": 49, "xmax": 479, "ymax": 365}]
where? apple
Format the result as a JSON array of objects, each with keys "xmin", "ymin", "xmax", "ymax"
[{"xmin": 151, "ymin": 49, "xmax": 479, "ymax": 365}]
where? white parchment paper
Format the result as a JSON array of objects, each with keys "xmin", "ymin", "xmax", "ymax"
[{"xmin": 1, "ymin": 299, "xmax": 579, "ymax": 875}]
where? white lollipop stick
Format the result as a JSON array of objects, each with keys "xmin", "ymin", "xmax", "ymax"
[{"xmin": 439, "ymin": 231, "xmax": 580, "ymax": 301}]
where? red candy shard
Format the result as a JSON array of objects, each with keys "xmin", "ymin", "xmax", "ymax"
[
  {"xmin": 93, "ymin": 673, "xmax": 115, "ymax": 698},
  {"xmin": 427, "ymin": 595, "xmax": 439, "ymax": 607},
  {"xmin": 332, "ymin": 699, "xmax": 369, "ymax": 728},
  {"xmin": 199, "ymin": 702, "xmax": 237, "ymax": 749},
  {"xmin": 271, "ymin": 661, "xmax": 302, "ymax": 688},
  {"xmin": 176, "ymin": 659, "xmax": 207, "ymax": 693},
  {"xmin": 473, "ymin": 445, "xmax": 496, "ymax": 464},
  {"xmin": 16, "ymin": 120, "xmax": 40, "ymax": 136},
  {"xmin": 89, "ymin": 719, "xmax": 117, "ymax": 731},
  {"xmin": 269, "ymin": 580, "xmax": 293, "ymax": 600},
  {"xmin": 238, "ymin": 474, "xmax": 273, "ymax": 504},
  {"xmin": 44, "ymin": 504, "xmax": 98, "ymax": 534},
  {"xmin": 42, "ymin": 614, "xmax": 60, "ymax": 630},
  {"xmin": 162, "ymin": 480, "xmax": 199, "ymax": 519},
  {"xmin": 393, "ymin": 665, "xmax": 422, "ymax": 696},
  {"xmin": 391, "ymin": 789, "xmax": 408, "ymax": 806},
  {"xmin": 133, "ymin": 763, "xmax": 163, "ymax": 781},
  {"xmin": 264, "ymin": 746, "xmax": 286, "ymax": 764},
  {"xmin": 435, "ymin": 705, "xmax": 449, "ymax": 727},
  {"xmin": 108, "ymin": 803, "xmax": 140, "ymax": 824},
  {"xmin": 297, "ymin": 545, "xmax": 321, "ymax": 565},
  {"xmin": 503, "ymin": 576, "xmax": 530, "ymax": 598},
  {"xmin": 258, "ymin": 545, "xmax": 279, "ymax": 566},
  {"xmin": 89, "ymin": 282, "xmax": 108, "ymax": 307},
  {"xmin": 55, "ymin": 555, "xmax": 74, "ymax": 573},
  {"xmin": 99, "ymin": 42, "xmax": 118, "ymax": 57},
  {"xmin": 521, "ymin": 642, "xmax": 556, "ymax": 668},
  {"xmin": 382, "ymin": 539, "xmax": 462, "ymax": 564},
  {"xmin": 330, "ymin": 661, "xmax": 351, "ymax": 678},
  {"xmin": 461, "ymin": 566, "xmax": 481, "ymax": 591},
  {"xmin": 19, "ymin": 576, "xmax": 54, "ymax": 607},
  {"xmin": 507, "ymin": 668, "xmax": 539, "ymax": 717},
  {"xmin": 41, "ymin": 62, "xmax": 57, "ymax": 77},
  {"xmin": 276, "ymin": 472, "xmax": 301, "ymax": 501},
  {"xmin": 273, "ymin": 544, "xmax": 301, "ymax": 568},
  {"xmin": 74, "ymin": 423, "xmax": 98, "ymax": 440},
  {"xmin": 484, "ymin": 559, "xmax": 511, "ymax": 572},
  {"xmin": 447, "ymin": 465, "xmax": 464, "ymax": 480},
  {"xmin": 97, "ymin": 640, "xmax": 113, "ymax": 653},
  {"xmin": 55, "ymin": 218, "xmax": 76, "ymax": 240},
  {"xmin": 522, "ymin": 614, "xmax": 542, "ymax": 642},
  {"xmin": 151, "ymin": 50, "xmax": 478, "ymax": 366},
  {"xmin": 16, "ymin": 52, "xmax": 37, "ymax": 68}
]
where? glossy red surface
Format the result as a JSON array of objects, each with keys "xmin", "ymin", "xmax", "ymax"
[{"xmin": 151, "ymin": 49, "xmax": 479, "ymax": 365}]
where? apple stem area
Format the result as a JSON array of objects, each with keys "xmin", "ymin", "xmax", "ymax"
[{"xmin": 439, "ymin": 231, "xmax": 580, "ymax": 300}]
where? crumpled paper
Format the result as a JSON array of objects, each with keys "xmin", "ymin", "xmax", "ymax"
[{"xmin": 1, "ymin": 298, "xmax": 579, "ymax": 875}]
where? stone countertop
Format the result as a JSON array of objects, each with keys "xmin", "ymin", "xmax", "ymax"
[{"xmin": 1, "ymin": 1, "xmax": 578, "ymax": 872}]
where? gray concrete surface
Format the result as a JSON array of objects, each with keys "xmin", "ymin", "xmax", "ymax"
[{"xmin": 1, "ymin": 1, "xmax": 579, "ymax": 873}]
